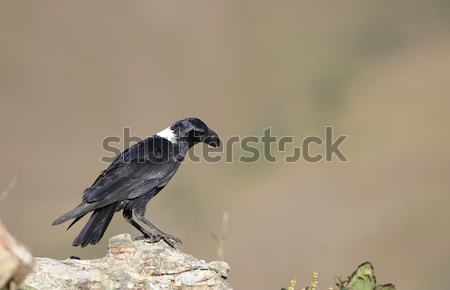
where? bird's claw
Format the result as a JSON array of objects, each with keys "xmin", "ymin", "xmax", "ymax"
[
  {"xmin": 161, "ymin": 234, "xmax": 182, "ymax": 248},
  {"xmin": 134, "ymin": 234, "xmax": 160, "ymax": 243},
  {"xmin": 148, "ymin": 234, "xmax": 182, "ymax": 248},
  {"xmin": 137, "ymin": 233, "xmax": 182, "ymax": 248}
]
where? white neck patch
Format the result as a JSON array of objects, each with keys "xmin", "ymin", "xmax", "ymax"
[{"xmin": 156, "ymin": 127, "xmax": 177, "ymax": 143}]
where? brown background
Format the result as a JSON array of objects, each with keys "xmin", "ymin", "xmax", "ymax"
[{"xmin": 1, "ymin": 1, "xmax": 450, "ymax": 289}]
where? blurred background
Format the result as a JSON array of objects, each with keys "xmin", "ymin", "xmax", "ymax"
[{"xmin": 1, "ymin": 1, "xmax": 450, "ymax": 289}]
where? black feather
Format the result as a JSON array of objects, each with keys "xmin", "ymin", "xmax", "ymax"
[{"xmin": 72, "ymin": 203, "xmax": 117, "ymax": 247}]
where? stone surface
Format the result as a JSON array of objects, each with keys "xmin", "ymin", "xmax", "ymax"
[
  {"xmin": 0, "ymin": 222, "xmax": 33, "ymax": 289},
  {"xmin": 19, "ymin": 233, "xmax": 231, "ymax": 290}
]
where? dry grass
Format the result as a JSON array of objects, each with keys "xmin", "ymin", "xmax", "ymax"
[{"xmin": 0, "ymin": 174, "xmax": 20, "ymax": 205}]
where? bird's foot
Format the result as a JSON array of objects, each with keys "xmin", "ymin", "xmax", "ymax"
[
  {"xmin": 140, "ymin": 233, "xmax": 182, "ymax": 248},
  {"xmin": 133, "ymin": 234, "xmax": 160, "ymax": 243},
  {"xmin": 134, "ymin": 233, "xmax": 181, "ymax": 247},
  {"xmin": 160, "ymin": 233, "xmax": 182, "ymax": 248}
]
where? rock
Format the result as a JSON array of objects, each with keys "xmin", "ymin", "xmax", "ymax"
[
  {"xmin": 0, "ymin": 221, "xmax": 33, "ymax": 289},
  {"xmin": 19, "ymin": 233, "xmax": 231, "ymax": 290}
]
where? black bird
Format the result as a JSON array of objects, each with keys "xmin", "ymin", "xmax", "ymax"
[{"xmin": 53, "ymin": 118, "xmax": 220, "ymax": 247}]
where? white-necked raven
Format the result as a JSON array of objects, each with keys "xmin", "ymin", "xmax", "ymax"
[{"xmin": 53, "ymin": 118, "xmax": 220, "ymax": 247}]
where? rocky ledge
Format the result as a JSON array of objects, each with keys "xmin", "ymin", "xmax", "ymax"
[{"xmin": 8, "ymin": 232, "xmax": 231, "ymax": 290}]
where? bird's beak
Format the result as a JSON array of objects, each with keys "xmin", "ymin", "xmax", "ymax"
[{"xmin": 204, "ymin": 129, "xmax": 220, "ymax": 147}]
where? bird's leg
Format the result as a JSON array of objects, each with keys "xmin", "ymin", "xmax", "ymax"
[
  {"xmin": 133, "ymin": 209, "xmax": 182, "ymax": 247},
  {"xmin": 122, "ymin": 208, "xmax": 160, "ymax": 242}
]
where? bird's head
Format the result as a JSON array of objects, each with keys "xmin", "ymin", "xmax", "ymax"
[{"xmin": 157, "ymin": 118, "xmax": 220, "ymax": 148}]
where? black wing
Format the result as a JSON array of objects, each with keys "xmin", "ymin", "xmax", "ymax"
[{"xmin": 83, "ymin": 136, "xmax": 180, "ymax": 204}]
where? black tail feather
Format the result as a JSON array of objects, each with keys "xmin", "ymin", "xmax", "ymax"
[
  {"xmin": 66, "ymin": 215, "xmax": 84, "ymax": 230},
  {"xmin": 52, "ymin": 202, "xmax": 98, "ymax": 225},
  {"xmin": 72, "ymin": 203, "xmax": 117, "ymax": 247}
]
